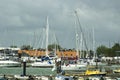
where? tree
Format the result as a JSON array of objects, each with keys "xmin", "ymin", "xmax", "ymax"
[
  {"xmin": 96, "ymin": 43, "xmax": 120, "ymax": 57},
  {"xmin": 48, "ymin": 44, "xmax": 62, "ymax": 51},
  {"xmin": 96, "ymin": 45, "xmax": 108, "ymax": 56},
  {"xmin": 112, "ymin": 43, "xmax": 120, "ymax": 56},
  {"xmin": 21, "ymin": 45, "xmax": 33, "ymax": 50}
]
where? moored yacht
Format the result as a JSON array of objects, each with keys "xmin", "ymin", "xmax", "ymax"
[
  {"xmin": 0, "ymin": 60, "xmax": 21, "ymax": 67},
  {"xmin": 31, "ymin": 58, "xmax": 55, "ymax": 68},
  {"xmin": 31, "ymin": 17, "xmax": 56, "ymax": 68},
  {"xmin": 61, "ymin": 63, "xmax": 86, "ymax": 71}
]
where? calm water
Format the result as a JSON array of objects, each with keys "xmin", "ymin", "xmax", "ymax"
[
  {"xmin": 0, "ymin": 65, "xmax": 120, "ymax": 76},
  {"xmin": 0, "ymin": 67, "xmax": 56, "ymax": 75}
]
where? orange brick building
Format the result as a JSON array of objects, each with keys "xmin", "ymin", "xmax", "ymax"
[{"xmin": 18, "ymin": 50, "xmax": 78, "ymax": 59}]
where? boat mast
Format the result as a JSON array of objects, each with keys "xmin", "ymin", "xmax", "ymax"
[
  {"xmin": 41, "ymin": 28, "xmax": 45, "ymax": 49},
  {"xmin": 74, "ymin": 17, "xmax": 79, "ymax": 59},
  {"xmin": 80, "ymin": 34, "xmax": 83, "ymax": 58},
  {"xmin": 92, "ymin": 27, "xmax": 98, "ymax": 68},
  {"xmin": 54, "ymin": 33, "xmax": 57, "ymax": 57},
  {"xmin": 46, "ymin": 16, "xmax": 49, "ymax": 57},
  {"xmin": 92, "ymin": 27, "xmax": 96, "ymax": 59},
  {"xmin": 75, "ymin": 10, "xmax": 89, "ymax": 58}
]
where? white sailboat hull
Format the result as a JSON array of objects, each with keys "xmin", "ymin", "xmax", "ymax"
[
  {"xmin": 31, "ymin": 61, "xmax": 54, "ymax": 68},
  {"xmin": 0, "ymin": 60, "xmax": 21, "ymax": 67},
  {"xmin": 61, "ymin": 64, "xmax": 86, "ymax": 71}
]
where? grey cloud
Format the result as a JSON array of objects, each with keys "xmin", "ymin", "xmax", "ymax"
[{"xmin": 0, "ymin": 0, "xmax": 120, "ymax": 48}]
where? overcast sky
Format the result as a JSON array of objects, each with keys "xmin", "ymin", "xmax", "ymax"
[{"xmin": 0, "ymin": 0, "xmax": 120, "ymax": 49}]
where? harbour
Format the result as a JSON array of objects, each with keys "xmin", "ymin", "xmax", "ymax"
[
  {"xmin": 0, "ymin": 70, "xmax": 120, "ymax": 80},
  {"xmin": 0, "ymin": 0, "xmax": 120, "ymax": 80},
  {"xmin": 0, "ymin": 67, "xmax": 55, "ymax": 75},
  {"xmin": 0, "ymin": 44, "xmax": 120, "ymax": 80},
  {"xmin": 0, "ymin": 64, "xmax": 120, "ymax": 80}
]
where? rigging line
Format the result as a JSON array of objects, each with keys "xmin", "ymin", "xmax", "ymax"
[
  {"xmin": 74, "ymin": 16, "xmax": 79, "ymax": 58},
  {"xmin": 41, "ymin": 28, "xmax": 46, "ymax": 49},
  {"xmin": 36, "ymin": 29, "xmax": 43, "ymax": 49},
  {"xmin": 74, "ymin": 10, "xmax": 89, "ymax": 56}
]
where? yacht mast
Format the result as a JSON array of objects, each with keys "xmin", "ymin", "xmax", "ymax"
[
  {"xmin": 75, "ymin": 10, "xmax": 89, "ymax": 58},
  {"xmin": 74, "ymin": 17, "xmax": 79, "ymax": 58},
  {"xmin": 92, "ymin": 27, "xmax": 96, "ymax": 58},
  {"xmin": 46, "ymin": 16, "xmax": 49, "ymax": 56},
  {"xmin": 54, "ymin": 33, "xmax": 57, "ymax": 57},
  {"xmin": 80, "ymin": 34, "xmax": 83, "ymax": 58}
]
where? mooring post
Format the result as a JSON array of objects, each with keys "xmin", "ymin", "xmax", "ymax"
[{"xmin": 23, "ymin": 59, "xmax": 26, "ymax": 76}]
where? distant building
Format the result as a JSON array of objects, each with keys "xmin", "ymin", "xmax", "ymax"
[{"xmin": 18, "ymin": 50, "xmax": 78, "ymax": 60}]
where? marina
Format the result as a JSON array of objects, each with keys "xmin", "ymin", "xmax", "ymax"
[
  {"xmin": 0, "ymin": 17, "xmax": 120, "ymax": 79},
  {"xmin": 0, "ymin": 69, "xmax": 120, "ymax": 80},
  {"xmin": 0, "ymin": 61, "xmax": 120, "ymax": 80},
  {"xmin": 0, "ymin": 0, "xmax": 120, "ymax": 80},
  {"xmin": 0, "ymin": 47, "xmax": 120, "ymax": 79}
]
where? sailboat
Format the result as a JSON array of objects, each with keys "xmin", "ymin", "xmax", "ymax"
[
  {"xmin": 0, "ymin": 60, "xmax": 21, "ymax": 67},
  {"xmin": 84, "ymin": 28, "xmax": 107, "ymax": 76},
  {"xmin": 60, "ymin": 11, "xmax": 87, "ymax": 71},
  {"xmin": 61, "ymin": 10, "xmax": 104, "ymax": 71},
  {"xmin": 31, "ymin": 17, "xmax": 55, "ymax": 68},
  {"xmin": 61, "ymin": 32, "xmax": 87, "ymax": 71},
  {"xmin": 53, "ymin": 58, "xmax": 74, "ymax": 80},
  {"xmin": 0, "ymin": 48, "xmax": 21, "ymax": 67}
]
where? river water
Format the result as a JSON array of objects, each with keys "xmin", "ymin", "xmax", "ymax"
[{"xmin": 0, "ymin": 67, "xmax": 56, "ymax": 75}]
